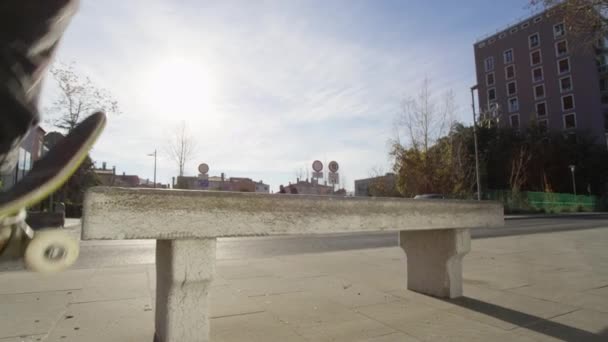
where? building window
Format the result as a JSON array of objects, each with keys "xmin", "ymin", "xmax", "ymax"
[
  {"xmin": 558, "ymin": 57, "xmax": 570, "ymax": 74},
  {"xmin": 532, "ymin": 67, "xmax": 543, "ymax": 82},
  {"xmin": 536, "ymin": 102, "xmax": 547, "ymax": 117},
  {"xmin": 510, "ymin": 114, "xmax": 520, "ymax": 129},
  {"xmin": 534, "ymin": 84, "xmax": 545, "ymax": 99},
  {"xmin": 563, "ymin": 113, "xmax": 576, "ymax": 129},
  {"xmin": 508, "ymin": 97, "xmax": 519, "ymax": 112},
  {"xmin": 522, "ymin": 22, "xmax": 530, "ymax": 29},
  {"xmin": 479, "ymin": 42, "xmax": 486, "ymax": 48},
  {"xmin": 499, "ymin": 33, "xmax": 507, "ymax": 39},
  {"xmin": 554, "ymin": 22, "xmax": 566, "ymax": 38},
  {"xmin": 510, "ymin": 27, "xmax": 518, "ymax": 34},
  {"xmin": 555, "ymin": 40, "xmax": 568, "ymax": 56},
  {"xmin": 533, "ymin": 16, "xmax": 542, "ymax": 23},
  {"xmin": 486, "ymin": 72, "xmax": 495, "ymax": 86},
  {"xmin": 504, "ymin": 49, "xmax": 514, "ymax": 64},
  {"xmin": 562, "ymin": 95, "xmax": 575, "ymax": 111},
  {"xmin": 538, "ymin": 119, "xmax": 549, "ymax": 132},
  {"xmin": 489, "ymin": 37, "xmax": 496, "ymax": 44},
  {"xmin": 487, "ymin": 87, "xmax": 496, "ymax": 102},
  {"xmin": 600, "ymin": 78, "xmax": 608, "ymax": 92},
  {"xmin": 531, "ymin": 50, "xmax": 542, "ymax": 66},
  {"xmin": 505, "ymin": 65, "xmax": 516, "ymax": 80},
  {"xmin": 529, "ymin": 33, "xmax": 540, "ymax": 49},
  {"xmin": 560, "ymin": 76, "xmax": 573, "ymax": 93},
  {"xmin": 485, "ymin": 56, "xmax": 495, "ymax": 72},
  {"xmin": 507, "ymin": 81, "xmax": 517, "ymax": 96}
]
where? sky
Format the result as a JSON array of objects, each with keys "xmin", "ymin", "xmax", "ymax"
[{"xmin": 40, "ymin": 0, "xmax": 538, "ymax": 192}]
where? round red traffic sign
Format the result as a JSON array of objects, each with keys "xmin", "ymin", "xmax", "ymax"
[
  {"xmin": 312, "ymin": 160, "xmax": 323, "ymax": 172},
  {"xmin": 328, "ymin": 161, "xmax": 339, "ymax": 173},
  {"xmin": 198, "ymin": 163, "xmax": 209, "ymax": 174}
]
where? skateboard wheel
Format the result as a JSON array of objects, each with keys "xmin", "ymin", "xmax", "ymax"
[{"xmin": 24, "ymin": 230, "xmax": 79, "ymax": 273}]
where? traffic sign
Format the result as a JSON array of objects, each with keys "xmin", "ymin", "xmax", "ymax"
[
  {"xmin": 198, "ymin": 163, "xmax": 209, "ymax": 174},
  {"xmin": 197, "ymin": 179, "xmax": 209, "ymax": 188},
  {"xmin": 328, "ymin": 172, "xmax": 339, "ymax": 184},
  {"xmin": 328, "ymin": 161, "xmax": 339, "ymax": 173},
  {"xmin": 312, "ymin": 160, "xmax": 323, "ymax": 172},
  {"xmin": 312, "ymin": 171, "xmax": 323, "ymax": 179}
]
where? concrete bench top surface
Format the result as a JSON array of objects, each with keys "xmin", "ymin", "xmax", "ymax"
[{"xmin": 82, "ymin": 187, "xmax": 504, "ymax": 240}]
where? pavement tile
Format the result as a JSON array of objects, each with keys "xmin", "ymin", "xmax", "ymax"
[
  {"xmin": 361, "ymin": 332, "xmax": 422, "ymax": 342},
  {"xmin": 251, "ymin": 290, "xmax": 364, "ymax": 328},
  {"xmin": 292, "ymin": 317, "xmax": 397, "ymax": 342},
  {"xmin": 247, "ymin": 257, "xmax": 328, "ymax": 279},
  {"xmin": 526, "ymin": 309, "xmax": 608, "ymax": 338},
  {"xmin": 216, "ymin": 262, "xmax": 273, "ymax": 280},
  {"xmin": 71, "ymin": 268, "xmax": 150, "ymax": 303},
  {"xmin": 0, "ymin": 336, "xmax": 46, "ymax": 342},
  {"xmin": 507, "ymin": 309, "xmax": 607, "ymax": 342},
  {"xmin": 586, "ymin": 284, "xmax": 608, "ymax": 298},
  {"xmin": 0, "ymin": 291, "xmax": 75, "ymax": 338},
  {"xmin": 554, "ymin": 291, "xmax": 608, "ymax": 313},
  {"xmin": 210, "ymin": 311, "xmax": 307, "ymax": 342},
  {"xmin": 360, "ymin": 302, "xmax": 506, "ymax": 342},
  {"xmin": 209, "ymin": 284, "xmax": 264, "ymax": 318},
  {"xmin": 228, "ymin": 275, "xmax": 306, "ymax": 297},
  {"xmin": 445, "ymin": 292, "xmax": 579, "ymax": 331},
  {"xmin": 44, "ymin": 298, "xmax": 154, "ymax": 342},
  {"xmin": 0, "ymin": 270, "xmax": 94, "ymax": 295},
  {"xmin": 302, "ymin": 275, "xmax": 401, "ymax": 308}
]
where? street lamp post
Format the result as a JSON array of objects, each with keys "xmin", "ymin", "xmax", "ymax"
[
  {"xmin": 569, "ymin": 165, "xmax": 576, "ymax": 196},
  {"xmin": 471, "ymin": 85, "xmax": 482, "ymax": 201},
  {"xmin": 148, "ymin": 150, "xmax": 157, "ymax": 188}
]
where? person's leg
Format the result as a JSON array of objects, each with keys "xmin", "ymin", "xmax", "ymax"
[{"xmin": 0, "ymin": 0, "xmax": 79, "ymax": 172}]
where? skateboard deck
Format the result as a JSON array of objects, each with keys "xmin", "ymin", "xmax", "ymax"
[{"xmin": 0, "ymin": 111, "xmax": 106, "ymax": 272}]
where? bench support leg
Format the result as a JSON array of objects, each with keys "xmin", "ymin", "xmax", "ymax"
[
  {"xmin": 154, "ymin": 239, "xmax": 216, "ymax": 342},
  {"xmin": 399, "ymin": 228, "xmax": 470, "ymax": 298}
]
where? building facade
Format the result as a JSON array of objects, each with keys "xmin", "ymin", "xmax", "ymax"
[
  {"xmin": 281, "ymin": 178, "xmax": 336, "ymax": 195},
  {"xmin": 354, "ymin": 173, "xmax": 397, "ymax": 197},
  {"xmin": 176, "ymin": 174, "xmax": 268, "ymax": 192},
  {"xmin": 474, "ymin": 7, "xmax": 608, "ymax": 146},
  {"xmin": 0, "ymin": 126, "xmax": 46, "ymax": 190}
]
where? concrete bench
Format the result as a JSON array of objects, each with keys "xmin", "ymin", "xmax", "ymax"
[{"xmin": 82, "ymin": 187, "xmax": 503, "ymax": 342}]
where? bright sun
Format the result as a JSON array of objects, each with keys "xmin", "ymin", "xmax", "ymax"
[{"xmin": 140, "ymin": 57, "xmax": 217, "ymax": 117}]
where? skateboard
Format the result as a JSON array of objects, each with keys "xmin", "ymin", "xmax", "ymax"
[{"xmin": 0, "ymin": 112, "xmax": 106, "ymax": 273}]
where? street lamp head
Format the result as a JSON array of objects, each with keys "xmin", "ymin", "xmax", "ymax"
[
  {"xmin": 569, "ymin": 165, "xmax": 576, "ymax": 172},
  {"xmin": 470, "ymin": 84, "xmax": 479, "ymax": 91}
]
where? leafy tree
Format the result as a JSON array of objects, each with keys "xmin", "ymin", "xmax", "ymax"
[{"xmin": 530, "ymin": 0, "xmax": 608, "ymax": 52}]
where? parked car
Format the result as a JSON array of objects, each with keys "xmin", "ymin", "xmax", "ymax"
[{"xmin": 413, "ymin": 194, "xmax": 445, "ymax": 200}]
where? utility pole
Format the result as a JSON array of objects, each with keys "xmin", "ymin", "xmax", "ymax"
[
  {"xmin": 148, "ymin": 150, "xmax": 157, "ymax": 188},
  {"xmin": 470, "ymin": 85, "xmax": 482, "ymax": 201},
  {"xmin": 569, "ymin": 165, "xmax": 576, "ymax": 196}
]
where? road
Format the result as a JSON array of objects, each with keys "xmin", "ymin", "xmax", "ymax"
[{"xmin": 2, "ymin": 214, "xmax": 608, "ymax": 271}]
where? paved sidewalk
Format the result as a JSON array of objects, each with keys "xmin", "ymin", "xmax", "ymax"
[{"xmin": 1, "ymin": 228, "xmax": 607, "ymax": 341}]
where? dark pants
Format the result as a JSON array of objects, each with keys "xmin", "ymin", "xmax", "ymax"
[{"xmin": 0, "ymin": 0, "xmax": 78, "ymax": 172}]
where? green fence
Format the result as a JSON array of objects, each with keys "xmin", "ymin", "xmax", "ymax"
[{"xmin": 484, "ymin": 190, "xmax": 602, "ymax": 213}]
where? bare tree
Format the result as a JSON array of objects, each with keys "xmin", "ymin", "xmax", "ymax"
[
  {"xmin": 167, "ymin": 121, "xmax": 197, "ymax": 177},
  {"xmin": 530, "ymin": 0, "xmax": 608, "ymax": 52},
  {"xmin": 390, "ymin": 78, "xmax": 456, "ymax": 195},
  {"xmin": 394, "ymin": 78, "xmax": 454, "ymax": 153},
  {"xmin": 509, "ymin": 146, "xmax": 533, "ymax": 193},
  {"xmin": 47, "ymin": 61, "xmax": 120, "ymax": 132}
]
